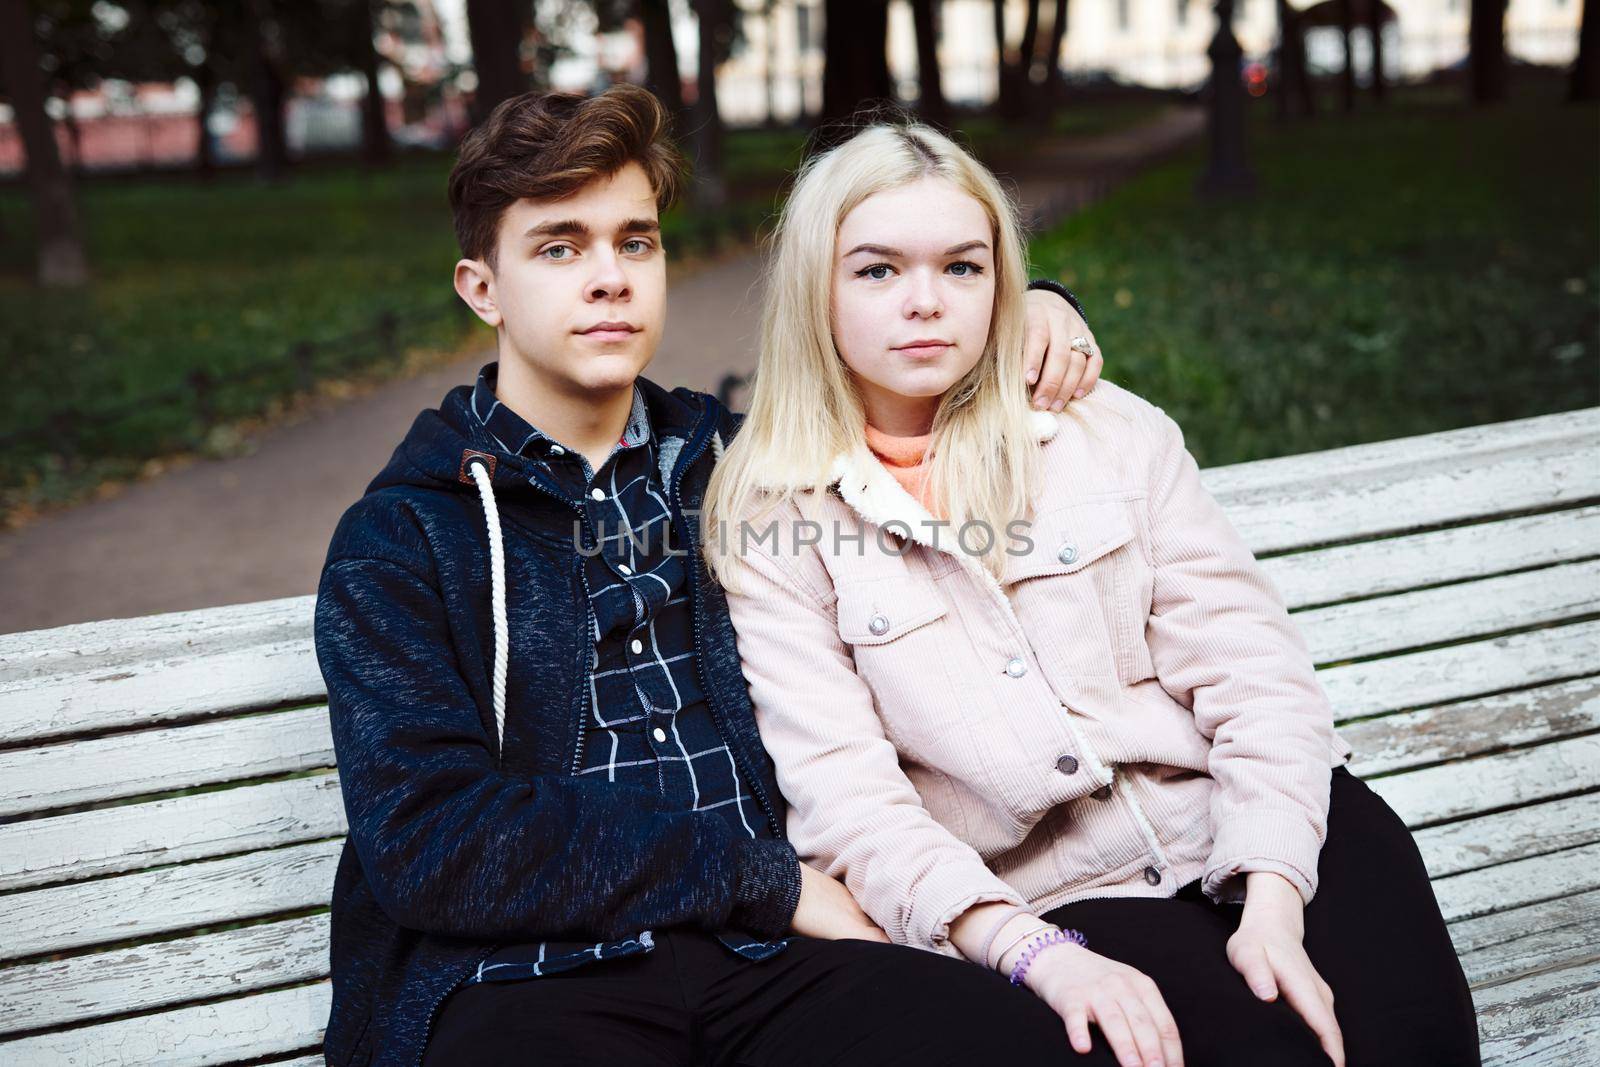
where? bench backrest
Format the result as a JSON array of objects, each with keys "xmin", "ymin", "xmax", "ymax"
[{"xmin": 2, "ymin": 405, "xmax": 1596, "ymax": 1065}]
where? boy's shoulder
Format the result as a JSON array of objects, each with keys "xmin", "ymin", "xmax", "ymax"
[{"xmin": 322, "ymin": 483, "xmax": 464, "ymax": 580}]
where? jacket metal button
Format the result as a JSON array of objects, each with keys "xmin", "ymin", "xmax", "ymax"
[
  {"xmin": 1005, "ymin": 657, "xmax": 1028, "ymax": 678},
  {"xmin": 1058, "ymin": 542, "xmax": 1078, "ymax": 565},
  {"xmin": 1143, "ymin": 865, "xmax": 1161, "ymax": 886},
  {"xmin": 1092, "ymin": 784, "xmax": 1113, "ymax": 800},
  {"xmin": 1055, "ymin": 754, "xmax": 1079, "ymax": 775},
  {"xmin": 868, "ymin": 614, "xmax": 891, "ymax": 636}
]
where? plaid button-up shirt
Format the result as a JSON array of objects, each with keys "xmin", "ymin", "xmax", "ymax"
[{"xmin": 463, "ymin": 363, "xmax": 791, "ymax": 983}]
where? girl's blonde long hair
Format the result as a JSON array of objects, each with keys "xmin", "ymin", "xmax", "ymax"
[{"xmin": 702, "ymin": 121, "xmax": 1076, "ymax": 589}]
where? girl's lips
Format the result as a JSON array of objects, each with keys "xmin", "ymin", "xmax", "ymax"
[{"xmin": 893, "ymin": 342, "xmax": 953, "ymax": 359}]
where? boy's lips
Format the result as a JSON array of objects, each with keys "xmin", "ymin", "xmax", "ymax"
[{"xmin": 578, "ymin": 321, "xmax": 641, "ymax": 342}]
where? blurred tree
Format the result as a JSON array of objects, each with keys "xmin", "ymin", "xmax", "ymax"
[
  {"xmin": 1337, "ymin": 0, "xmax": 1354, "ymax": 110},
  {"xmin": 1468, "ymin": 0, "xmax": 1508, "ymax": 102},
  {"xmin": 1365, "ymin": 0, "xmax": 1384, "ymax": 100},
  {"xmin": 1273, "ymin": 0, "xmax": 1315, "ymax": 117},
  {"xmin": 822, "ymin": 0, "xmax": 890, "ymax": 121},
  {"xmin": 690, "ymin": 0, "xmax": 731, "ymax": 208},
  {"xmin": 909, "ymin": 0, "xmax": 948, "ymax": 126},
  {"xmin": 465, "ymin": 0, "xmax": 530, "ymax": 123},
  {"xmin": 638, "ymin": 0, "xmax": 685, "ymax": 118},
  {"xmin": 992, "ymin": 0, "xmax": 1023, "ymax": 116},
  {"xmin": 1040, "ymin": 0, "xmax": 1070, "ymax": 104},
  {"xmin": 1198, "ymin": 0, "xmax": 1256, "ymax": 196},
  {"xmin": 245, "ymin": 0, "xmax": 291, "ymax": 180},
  {"xmin": 1571, "ymin": 0, "xmax": 1596, "ymax": 100},
  {"xmin": 0, "ymin": 0, "xmax": 90, "ymax": 284}
]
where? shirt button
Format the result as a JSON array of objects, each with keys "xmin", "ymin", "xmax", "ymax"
[
  {"xmin": 617, "ymin": 564, "xmax": 633, "ymax": 576},
  {"xmin": 1055, "ymin": 754, "xmax": 1079, "ymax": 775},
  {"xmin": 590, "ymin": 487, "xmax": 606, "ymax": 501},
  {"xmin": 652, "ymin": 727, "xmax": 668, "ymax": 743},
  {"xmin": 868, "ymin": 614, "xmax": 891, "ymax": 636},
  {"xmin": 630, "ymin": 639, "xmax": 644, "ymax": 654},
  {"xmin": 1143, "ymin": 866, "xmax": 1162, "ymax": 886},
  {"xmin": 1005, "ymin": 657, "xmax": 1027, "ymax": 678},
  {"xmin": 1092, "ymin": 784, "xmax": 1113, "ymax": 801},
  {"xmin": 1058, "ymin": 542, "xmax": 1078, "ymax": 565}
]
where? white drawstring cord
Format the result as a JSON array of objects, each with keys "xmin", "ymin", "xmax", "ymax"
[
  {"xmin": 467, "ymin": 459, "xmax": 509, "ymax": 758},
  {"xmin": 712, "ymin": 430, "xmax": 725, "ymax": 462}
]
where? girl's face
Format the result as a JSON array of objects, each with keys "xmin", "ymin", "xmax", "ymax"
[{"xmin": 830, "ymin": 176, "xmax": 997, "ymax": 436}]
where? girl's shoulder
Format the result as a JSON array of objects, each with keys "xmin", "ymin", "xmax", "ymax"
[{"xmin": 1034, "ymin": 379, "xmax": 1170, "ymax": 496}]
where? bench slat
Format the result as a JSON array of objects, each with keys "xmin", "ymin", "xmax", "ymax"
[
  {"xmin": 1321, "ymin": 620, "xmax": 1599, "ymax": 722},
  {"xmin": 0, "ymin": 706, "xmax": 335, "ymax": 820},
  {"xmin": 1414, "ymin": 791, "xmax": 1600, "ymax": 881},
  {"xmin": 1296, "ymin": 558, "xmax": 1600, "ymax": 666},
  {"xmin": 0, "ymin": 774, "xmax": 345, "ymax": 892},
  {"xmin": 1371, "ymin": 734, "xmax": 1600, "ymax": 828},
  {"xmin": 0, "ymin": 980, "xmax": 327, "ymax": 1066},
  {"xmin": 0, "ymin": 596, "xmax": 322, "ymax": 747},
  {"xmin": 3, "ymin": 840, "xmax": 342, "ymax": 963},
  {"xmin": 0, "ymin": 915, "xmax": 329, "ymax": 1037},
  {"xmin": 1203, "ymin": 406, "xmax": 1600, "ymax": 553},
  {"xmin": 1473, "ymin": 955, "xmax": 1600, "ymax": 1065},
  {"xmin": 1432, "ymin": 841, "xmax": 1600, "ymax": 924},
  {"xmin": 1452, "ymin": 888, "xmax": 1600, "ymax": 988},
  {"xmin": 1265, "ymin": 505, "xmax": 1600, "ymax": 611},
  {"xmin": 1342, "ymin": 676, "xmax": 1600, "ymax": 778}
]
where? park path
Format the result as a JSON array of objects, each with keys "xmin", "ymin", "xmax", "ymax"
[{"xmin": 0, "ymin": 104, "xmax": 1204, "ymax": 635}]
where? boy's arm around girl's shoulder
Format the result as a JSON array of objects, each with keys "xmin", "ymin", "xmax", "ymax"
[{"xmin": 313, "ymin": 491, "xmax": 800, "ymax": 944}]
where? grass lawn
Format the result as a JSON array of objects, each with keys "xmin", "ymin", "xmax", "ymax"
[{"xmin": 1028, "ymin": 73, "xmax": 1599, "ymax": 468}]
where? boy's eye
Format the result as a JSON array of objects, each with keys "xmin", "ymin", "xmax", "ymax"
[
  {"xmin": 621, "ymin": 238, "xmax": 650, "ymax": 254},
  {"xmin": 541, "ymin": 245, "xmax": 572, "ymax": 260}
]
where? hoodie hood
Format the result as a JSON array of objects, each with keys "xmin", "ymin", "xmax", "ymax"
[{"xmin": 357, "ymin": 369, "xmax": 730, "ymax": 759}]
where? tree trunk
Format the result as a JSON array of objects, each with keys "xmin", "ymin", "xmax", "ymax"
[
  {"xmin": 194, "ymin": 61, "xmax": 218, "ymax": 176},
  {"xmin": 0, "ymin": 0, "xmax": 90, "ymax": 286},
  {"xmin": 993, "ymin": 0, "xmax": 1024, "ymax": 116},
  {"xmin": 1337, "ymin": 0, "xmax": 1355, "ymax": 110},
  {"xmin": 821, "ymin": 0, "xmax": 891, "ymax": 123},
  {"xmin": 1018, "ymin": 0, "xmax": 1043, "ymax": 86},
  {"xmin": 466, "ymin": 0, "xmax": 529, "ymax": 125},
  {"xmin": 1042, "ymin": 0, "xmax": 1070, "ymax": 101},
  {"xmin": 248, "ymin": 3, "xmax": 290, "ymax": 181},
  {"xmin": 1469, "ymin": 0, "xmax": 1508, "ymax": 102},
  {"xmin": 1198, "ymin": 0, "xmax": 1256, "ymax": 196},
  {"xmin": 1573, "ymin": 0, "xmax": 1598, "ymax": 100},
  {"xmin": 1366, "ymin": 0, "xmax": 1386, "ymax": 99},
  {"xmin": 359, "ymin": 0, "xmax": 392, "ymax": 164},
  {"xmin": 640, "ymin": 0, "xmax": 686, "ymax": 120},
  {"xmin": 1274, "ymin": 0, "xmax": 1315, "ymax": 117},
  {"xmin": 691, "ymin": 0, "xmax": 727, "ymax": 211},
  {"xmin": 909, "ymin": 0, "xmax": 949, "ymax": 126}
]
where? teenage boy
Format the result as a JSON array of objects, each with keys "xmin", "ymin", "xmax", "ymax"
[{"xmin": 314, "ymin": 84, "xmax": 1103, "ymax": 1067}]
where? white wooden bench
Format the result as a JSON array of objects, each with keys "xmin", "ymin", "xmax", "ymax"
[{"xmin": 1, "ymin": 405, "xmax": 1596, "ymax": 1065}]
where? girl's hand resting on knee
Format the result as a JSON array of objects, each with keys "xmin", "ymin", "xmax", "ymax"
[
  {"xmin": 789, "ymin": 861, "xmax": 890, "ymax": 942},
  {"xmin": 1004, "ymin": 937, "xmax": 1184, "ymax": 1067},
  {"xmin": 1227, "ymin": 871, "xmax": 1345, "ymax": 1067}
]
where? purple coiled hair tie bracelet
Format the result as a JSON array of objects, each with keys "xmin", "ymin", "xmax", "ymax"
[{"xmin": 1009, "ymin": 928, "xmax": 1089, "ymax": 986}]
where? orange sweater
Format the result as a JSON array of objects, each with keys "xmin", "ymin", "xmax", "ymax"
[{"xmin": 863, "ymin": 423, "xmax": 941, "ymax": 517}]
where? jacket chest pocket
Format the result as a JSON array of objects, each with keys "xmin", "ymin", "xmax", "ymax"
[
  {"xmin": 1003, "ymin": 497, "xmax": 1155, "ymax": 686},
  {"xmin": 834, "ymin": 577, "xmax": 965, "ymax": 753}
]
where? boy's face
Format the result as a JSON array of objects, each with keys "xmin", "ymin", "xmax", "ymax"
[{"xmin": 455, "ymin": 161, "xmax": 666, "ymax": 400}]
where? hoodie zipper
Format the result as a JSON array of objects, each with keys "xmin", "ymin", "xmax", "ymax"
[{"xmin": 411, "ymin": 941, "xmax": 505, "ymax": 1067}]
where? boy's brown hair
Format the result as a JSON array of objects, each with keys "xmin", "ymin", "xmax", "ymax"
[{"xmin": 448, "ymin": 84, "xmax": 685, "ymax": 269}]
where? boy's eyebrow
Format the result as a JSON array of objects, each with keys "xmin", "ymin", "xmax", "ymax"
[
  {"xmin": 523, "ymin": 218, "xmax": 660, "ymax": 240},
  {"xmin": 842, "ymin": 239, "xmax": 990, "ymax": 258}
]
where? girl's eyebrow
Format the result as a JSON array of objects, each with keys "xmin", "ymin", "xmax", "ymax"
[{"xmin": 842, "ymin": 239, "xmax": 990, "ymax": 258}]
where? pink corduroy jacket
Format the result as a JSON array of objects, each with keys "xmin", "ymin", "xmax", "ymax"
[{"xmin": 721, "ymin": 379, "xmax": 1355, "ymax": 961}]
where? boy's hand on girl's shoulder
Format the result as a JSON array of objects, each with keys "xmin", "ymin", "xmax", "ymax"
[
  {"xmin": 789, "ymin": 861, "xmax": 890, "ymax": 943},
  {"xmin": 1023, "ymin": 287, "xmax": 1103, "ymax": 413}
]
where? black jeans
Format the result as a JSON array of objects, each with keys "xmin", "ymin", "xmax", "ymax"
[
  {"xmin": 420, "ymin": 920, "xmax": 1072, "ymax": 1065},
  {"xmin": 1038, "ymin": 767, "xmax": 1481, "ymax": 1067},
  {"xmin": 422, "ymin": 768, "xmax": 1480, "ymax": 1067}
]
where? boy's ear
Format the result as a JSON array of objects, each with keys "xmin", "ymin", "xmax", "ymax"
[{"xmin": 454, "ymin": 258, "xmax": 503, "ymax": 328}]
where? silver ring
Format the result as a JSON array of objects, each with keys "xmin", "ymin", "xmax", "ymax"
[{"xmin": 1069, "ymin": 335, "xmax": 1094, "ymax": 355}]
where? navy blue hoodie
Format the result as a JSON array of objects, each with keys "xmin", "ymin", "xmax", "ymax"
[{"xmin": 313, "ymin": 375, "xmax": 797, "ymax": 1067}]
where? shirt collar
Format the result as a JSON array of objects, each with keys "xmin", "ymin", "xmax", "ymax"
[{"xmin": 470, "ymin": 361, "xmax": 654, "ymax": 459}]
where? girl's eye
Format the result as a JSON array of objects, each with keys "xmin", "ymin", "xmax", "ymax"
[
  {"xmin": 857, "ymin": 264, "xmax": 894, "ymax": 281},
  {"xmin": 948, "ymin": 261, "xmax": 984, "ymax": 277}
]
